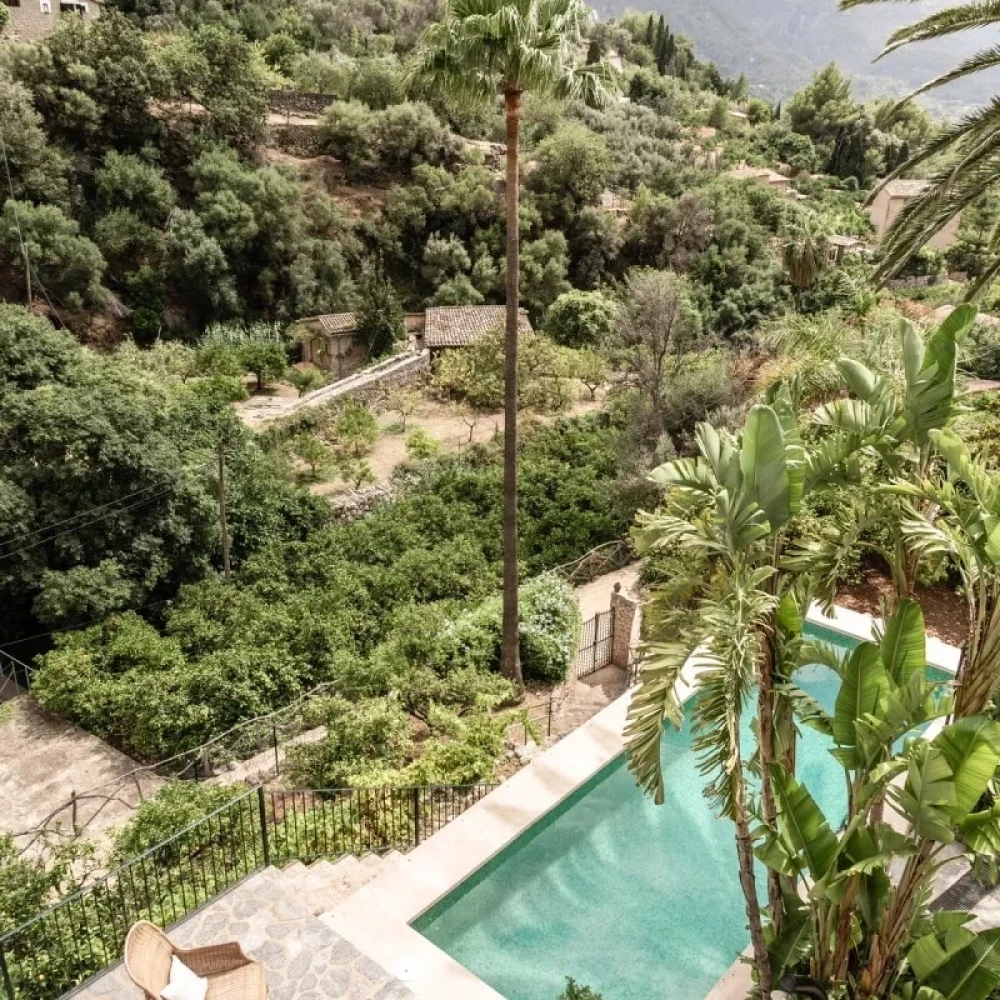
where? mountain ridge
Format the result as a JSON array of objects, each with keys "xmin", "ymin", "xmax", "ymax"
[{"xmin": 598, "ymin": 0, "xmax": 1000, "ymax": 112}]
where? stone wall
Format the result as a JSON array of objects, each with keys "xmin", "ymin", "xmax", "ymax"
[
  {"xmin": 291, "ymin": 351, "xmax": 430, "ymax": 415},
  {"xmin": 268, "ymin": 89, "xmax": 335, "ymax": 116},
  {"xmin": 267, "ymin": 123, "xmax": 323, "ymax": 157},
  {"xmin": 329, "ymin": 484, "xmax": 396, "ymax": 521}
]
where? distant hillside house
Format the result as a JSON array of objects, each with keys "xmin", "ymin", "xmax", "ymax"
[
  {"xmin": 2, "ymin": 0, "xmax": 101, "ymax": 41},
  {"xmin": 867, "ymin": 179, "xmax": 961, "ymax": 251},
  {"xmin": 726, "ymin": 161, "xmax": 793, "ymax": 194},
  {"xmin": 299, "ymin": 305, "xmax": 532, "ymax": 375},
  {"xmin": 598, "ymin": 189, "xmax": 632, "ymax": 219}
]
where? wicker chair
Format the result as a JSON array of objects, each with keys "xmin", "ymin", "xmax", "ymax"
[{"xmin": 124, "ymin": 921, "xmax": 268, "ymax": 1000}]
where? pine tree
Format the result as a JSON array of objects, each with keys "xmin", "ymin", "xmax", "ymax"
[{"xmin": 357, "ymin": 255, "xmax": 404, "ymax": 360}]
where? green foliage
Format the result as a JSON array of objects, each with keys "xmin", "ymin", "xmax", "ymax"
[
  {"xmin": 291, "ymin": 433, "xmax": 334, "ymax": 479},
  {"xmin": 0, "ymin": 834, "xmax": 88, "ymax": 933},
  {"xmin": 240, "ymin": 342, "xmax": 288, "ymax": 391},
  {"xmin": 0, "ymin": 308, "xmax": 328, "ymax": 643},
  {"xmin": 112, "ymin": 782, "xmax": 245, "ymax": 862},
  {"xmin": 405, "ymin": 427, "xmax": 440, "ymax": 461},
  {"xmin": 284, "ymin": 696, "xmax": 413, "ymax": 788},
  {"xmin": 356, "ymin": 255, "xmax": 404, "ymax": 360},
  {"xmin": 332, "ymin": 400, "xmax": 379, "ymax": 456},
  {"xmin": 544, "ymin": 290, "xmax": 616, "ymax": 349},
  {"xmin": 0, "ymin": 201, "xmax": 107, "ymax": 311},
  {"xmin": 966, "ymin": 323, "xmax": 1000, "ymax": 381},
  {"xmin": 433, "ymin": 328, "xmax": 583, "ymax": 412},
  {"xmin": 31, "ymin": 416, "xmax": 628, "ymax": 759},
  {"xmin": 528, "ymin": 124, "xmax": 612, "ymax": 226},
  {"xmin": 320, "ymin": 100, "xmax": 456, "ymax": 174},
  {"xmin": 288, "ymin": 367, "xmax": 327, "ymax": 397}
]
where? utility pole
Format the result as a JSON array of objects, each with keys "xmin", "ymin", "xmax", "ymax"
[{"xmin": 217, "ymin": 439, "xmax": 231, "ymax": 583}]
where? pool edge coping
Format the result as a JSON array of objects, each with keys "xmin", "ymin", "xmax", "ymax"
[{"xmin": 322, "ymin": 603, "xmax": 962, "ymax": 1000}]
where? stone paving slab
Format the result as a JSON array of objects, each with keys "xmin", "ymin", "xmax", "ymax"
[{"xmin": 72, "ymin": 868, "xmax": 414, "ymax": 1000}]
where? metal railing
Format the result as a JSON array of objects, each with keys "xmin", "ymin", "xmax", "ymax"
[
  {"xmin": 0, "ymin": 782, "xmax": 495, "ymax": 1000},
  {"xmin": 0, "ymin": 651, "xmax": 34, "ymax": 696},
  {"xmin": 572, "ymin": 609, "xmax": 614, "ymax": 680}
]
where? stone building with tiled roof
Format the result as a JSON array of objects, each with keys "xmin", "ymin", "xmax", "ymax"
[{"xmin": 298, "ymin": 305, "xmax": 532, "ymax": 374}]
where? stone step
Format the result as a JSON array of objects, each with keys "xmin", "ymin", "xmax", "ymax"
[{"xmin": 273, "ymin": 848, "xmax": 413, "ymax": 917}]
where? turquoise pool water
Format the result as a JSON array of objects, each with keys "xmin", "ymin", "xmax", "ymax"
[{"xmin": 414, "ymin": 624, "xmax": 950, "ymax": 1000}]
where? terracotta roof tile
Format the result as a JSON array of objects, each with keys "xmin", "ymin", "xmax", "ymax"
[
  {"xmin": 314, "ymin": 313, "xmax": 358, "ymax": 334},
  {"xmin": 423, "ymin": 306, "xmax": 532, "ymax": 348}
]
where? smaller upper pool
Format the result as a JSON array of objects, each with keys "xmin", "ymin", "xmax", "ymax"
[{"xmin": 414, "ymin": 623, "xmax": 951, "ymax": 1000}]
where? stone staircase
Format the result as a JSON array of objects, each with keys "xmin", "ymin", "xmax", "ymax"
[{"xmin": 276, "ymin": 851, "xmax": 405, "ymax": 916}]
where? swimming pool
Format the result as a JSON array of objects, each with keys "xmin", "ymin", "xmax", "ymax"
[{"xmin": 414, "ymin": 623, "xmax": 949, "ymax": 1000}]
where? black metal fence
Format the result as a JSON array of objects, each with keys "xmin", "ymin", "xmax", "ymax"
[
  {"xmin": 572, "ymin": 610, "xmax": 614, "ymax": 680},
  {"xmin": 0, "ymin": 782, "xmax": 495, "ymax": 1000}
]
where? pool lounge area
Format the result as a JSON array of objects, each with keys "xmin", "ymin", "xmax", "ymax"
[{"xmin": 321, "ymin": 604, "xmax": 961, "ymax": 1000}]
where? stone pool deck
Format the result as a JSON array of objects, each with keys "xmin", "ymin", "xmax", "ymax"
[{"xmin": 72, "ymin": 866, "xmax": 413, "ymax": 1000}]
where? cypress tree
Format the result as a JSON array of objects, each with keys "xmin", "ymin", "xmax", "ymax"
[
  {"xmin": 586, "ymin": 37, "xmax": 601, "ymax": 64},
  {"xmin": 357, "ymin": 254, "xmax": 404, "ymax": 360},
  {"xmin": 645, "ymin": 13, "xmax": 655, "ymax": 46}
]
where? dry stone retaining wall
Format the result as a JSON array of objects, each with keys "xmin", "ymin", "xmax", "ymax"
[{"xmin": 291, "ymin": 351, "xmax": 430, "ymax": 414}]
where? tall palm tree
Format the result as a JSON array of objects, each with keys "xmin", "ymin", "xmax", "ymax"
[
  {"xmin": 412, "ymin": 0, "xmax": 614, "ymax": 692},
  {"xmin": 841, "ymin": 0, "xmax": 1000, "ymax": 289}
]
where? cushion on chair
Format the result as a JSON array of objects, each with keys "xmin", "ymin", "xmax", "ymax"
[
  {"xmin": 161, "ymin": 956, "xmax": 209, "ymax": 1000},
  {"xmin": 205, "ymin": 961, "xmax": 268, "ymax": 1000}
]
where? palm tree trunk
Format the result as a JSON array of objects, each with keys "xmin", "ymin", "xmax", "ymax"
[
  {"xmin": 757, "ymin": 635, "xmax": 784, "ymax": 933},
  {"xmin": 501, "ymin": 89, "xmax": 525, "ymax": 696},
  {"xmin": 732, "ymin": 722, "xmax": 773, "ymax": 998}
]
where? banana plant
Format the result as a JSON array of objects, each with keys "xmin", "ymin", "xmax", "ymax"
[
  {"xmin": 626, "ymin": 385, "xmax": 872, "ymax": 996},
  {"xmin": 793, "ymin": 306, "xmax": 976, "ymax": 606},
  {"xmin": 890, "ymin": 427, "xmax": 1000, "ymax": 717},
  {"xmin": 754, "ymin": 600, "xmax": 1000, "ymax": 999}
]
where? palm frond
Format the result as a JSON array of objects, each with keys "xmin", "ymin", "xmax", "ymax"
[
  {"xmin": 880, "ymin": 1, "xmax": 1000, "ymax": 56},
  {"xmin": 625, "ymin": 639, "xmax": 697, "ymax": 803}
]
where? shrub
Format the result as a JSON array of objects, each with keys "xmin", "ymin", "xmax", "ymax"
[
  {"xmin": 406, "ymin": 428, "xmax": 440, "ymax": 460},
  {"xmin": 545, "ymin": 290, "xmax": 616, "ymax": 349},
  {"xmin": 112, "ymin": 783, "xmax": 246, "ymax": 863},
  {"xmin": 284, "ymin": 696, "xmax": 413, "ymax": 788},
  {"xmin": 518, "ymin": 573, "xmax": 581, "ymax": 683},
  {"xmin": 443, "ymin": 573, "xmax": 580, "ymax": 683},
  {"xmin": 288, "ymin": 368, "xmax": 326, "ymax": 397},
  {"xmin": 966, "ymin": 322, "xmax": 1000, "ymax": 380}
]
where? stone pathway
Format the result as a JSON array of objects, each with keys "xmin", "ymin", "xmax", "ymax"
[
  {"xmin": 73, "ymin": 865, "xmax": 413, "ymax": 1000},
  {"xmin": 0, "ymin": 696, "xmax": 162, "ymax": 853}
]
